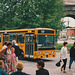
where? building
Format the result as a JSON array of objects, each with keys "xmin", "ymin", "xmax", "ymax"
[
  {"xmin": 59, "ymin": 29, "xmax": 67, "ymax": 39},
  {"xmin": 67, "ymin": 27, "xmax": 75, "ymax": 40}
]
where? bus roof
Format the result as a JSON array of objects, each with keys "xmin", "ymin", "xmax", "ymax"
[{"xmin": 0, "ymin": 28, "xmax": 54, "ymax": 33}]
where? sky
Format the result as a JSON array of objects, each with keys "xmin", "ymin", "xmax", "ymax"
[{"xmin": 62, "ymin": 17, "xmax": 75, "ymax": 27}]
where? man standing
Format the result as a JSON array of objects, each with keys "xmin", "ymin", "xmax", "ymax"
[
  {"xmin": 12, "ymin": 40, "xmax": 20, "ymax": 60},
  {"xmin": 60, "ymin": 42, "xmax": 68, "ymax": 73},
  {"xmin": 12, "ymin": 40, "xmax": 24, "ymax": 60},
  {"xmin": 36, "ymin": 60, "xmax": 49, "ymax": 75},
  {"xmin": 69, "ymin": 42, "xmax": 75, "ymax": 70}
]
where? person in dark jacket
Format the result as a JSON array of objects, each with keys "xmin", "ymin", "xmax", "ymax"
[
  {"xmin": 12, "ymin": 40, "xmax": 20, "ymax": 57},
  {"xmin": 69, "ymin": 42, "xmax": 75, "ymax": 70},
  {"xmin": 36, "ymin": 60, "xmax": 49, "ymax": 75},
  {"xmin": 11, "ymin": 62, "xmax": 30, "ymax": 75}
]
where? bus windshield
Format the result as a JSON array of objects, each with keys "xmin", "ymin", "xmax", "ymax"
[{"xmin": 37, "ymin": 35, "xmax": 55, "ymax": 47}]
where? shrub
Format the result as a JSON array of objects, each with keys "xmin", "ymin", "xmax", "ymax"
[{"xmin": 56, "ymin": 44, "xmax": 73, "ymax": 51}]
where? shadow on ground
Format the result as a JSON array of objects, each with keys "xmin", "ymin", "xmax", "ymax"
[{"xmin": 19, "ymin": 57, "xmax": 54, "ymax": 62}]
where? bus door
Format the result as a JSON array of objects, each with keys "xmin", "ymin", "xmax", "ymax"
[{"xmin": 25, "ymin": 33, "xmax": 34, "ymax": 57}]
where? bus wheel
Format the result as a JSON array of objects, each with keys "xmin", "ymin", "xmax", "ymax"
[{"xmin": 18, "ymin": 50, "xmax": 24, "ymax": 60}]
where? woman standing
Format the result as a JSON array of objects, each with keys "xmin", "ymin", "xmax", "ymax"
[
  {"xmin": 0, "ymin": 42, "xmax": 12, "ymax": 74},
  {"xmin": 60, "ymin": 42, "xmax": 68, "ymax": 73}
]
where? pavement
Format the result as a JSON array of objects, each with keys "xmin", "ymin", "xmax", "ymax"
[{"xmin": 19, "ymin": 52, "xmax": 75, "ymax": 75}]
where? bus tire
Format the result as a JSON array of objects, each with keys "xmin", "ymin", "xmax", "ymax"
[{"xmin": 18, "ymin": 49, "xmax": 24, "ymax": 60}]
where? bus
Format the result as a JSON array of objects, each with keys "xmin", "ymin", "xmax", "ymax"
[{"xmin": 0, "ymin": 28, "xmax": 56, "ymax": 59}]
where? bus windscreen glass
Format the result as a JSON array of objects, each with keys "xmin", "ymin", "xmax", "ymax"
[{"xmin": 37, "ymin": 35, "xmax": 55, "ymax": 47}]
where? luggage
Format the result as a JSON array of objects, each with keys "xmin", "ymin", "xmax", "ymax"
[{"xmin": 56, "ymin": 60, "xmax": 62, "ymax": 67}]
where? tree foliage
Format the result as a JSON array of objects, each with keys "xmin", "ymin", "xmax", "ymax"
[{"xmin": 0, "ymin": 0, "xmax": 65, "ymax": 39}]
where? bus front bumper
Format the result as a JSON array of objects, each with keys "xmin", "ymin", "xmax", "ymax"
[{"xmin": 34, "ymin": 50, "xmax": 56, "ymax": 59}]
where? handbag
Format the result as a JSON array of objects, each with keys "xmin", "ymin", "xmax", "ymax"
[{"xmin": 56, "ymin": 60, "xmax": 62, "ymax": 67}]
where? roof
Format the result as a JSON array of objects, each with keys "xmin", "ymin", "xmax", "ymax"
[
  {"xmin": 66, "ymin": 26, "xmax": 72, "ymax": 28},
  {"xmin": 0, "ymin": 28, "xmax": 54, "ymax": 33},
  {"xmin": 67, "ymin": 27, "xmax": 75, "ymax": 30}
]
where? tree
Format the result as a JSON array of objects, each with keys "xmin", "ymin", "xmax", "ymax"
[
  {"xmin": 0, "ymin": 0, "xmax": 65, "ymax": 40},
  {"xmin": 34, "ymin": 0, "xmax": 65, "ymax": 40}
]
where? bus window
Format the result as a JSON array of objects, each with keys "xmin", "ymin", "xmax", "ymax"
[
  {"xmin": 0, "ymin": 34, "xmax": 1, "ymax": 42},
  {"xmin": 26, "ymin": 34, "xmax": 29, "ymax": 43},
  {"xmin": 10, "ymin": 34, "xmax": 16, "ymax": 42},
  {"xmin": 17, "ymin": 34, "xmax": 24, "ymax": 43},
  {"xmin": 37, "ymin": 35, "xmax": 55, "ymax": 47},
  {"xmin": 3, "ymin": 34, "xmax": 9, "ymax": 42}
]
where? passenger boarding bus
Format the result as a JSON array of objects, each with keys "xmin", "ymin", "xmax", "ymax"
[{"xmin": 0, "ymin": 28, "xmax": 56, "ymax": 59}]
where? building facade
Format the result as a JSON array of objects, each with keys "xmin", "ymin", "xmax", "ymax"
[
  {"xmin": 67, "ymin": 27, "xmax": 75, "ymax": 40},
  {"xmin": 59, "ymin": 29, "xmax": 67, "ymax": 39}
]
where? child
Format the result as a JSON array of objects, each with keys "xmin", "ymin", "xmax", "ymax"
[{"xmin": 11, "ymin": 47, "xmax": 17, "ymax": 72}]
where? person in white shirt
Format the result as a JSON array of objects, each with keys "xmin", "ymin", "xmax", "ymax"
[
  {"xmin": 2, "ymin": 41, "xmax": 7, "ymax": 49},
  {"xmin": 60, "ymin": 42, "xmax": 68, "ymax": 73}
]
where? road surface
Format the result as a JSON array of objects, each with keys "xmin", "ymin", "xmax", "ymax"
[{"xmin": 19, "ymin": 52, "xmax": 75, "ymax": 75}]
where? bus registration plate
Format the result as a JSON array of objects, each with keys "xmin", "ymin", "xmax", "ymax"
[{"xmin": 45, "ymin": 52, "xmax": 49, "ymax": 55}]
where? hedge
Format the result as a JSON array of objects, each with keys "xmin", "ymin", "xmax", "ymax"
[{"xmin": 56, "ymin": 44, "xmax": 73, "ymax": 51}]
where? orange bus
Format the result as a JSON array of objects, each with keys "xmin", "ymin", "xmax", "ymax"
[{"xmin": 0, "ymin": 28, "xmax": 56, "ymax": 59}]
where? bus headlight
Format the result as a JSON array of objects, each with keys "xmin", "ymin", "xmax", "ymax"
[
  {"xmin": 38, "ymin": 52, "xmax": 42, "ymax": 54},
  {"xmin": 52, "ymin": 51, "xmax": 55, "ymax": 53}
]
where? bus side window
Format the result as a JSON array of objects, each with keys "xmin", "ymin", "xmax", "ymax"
[
  {"xmin": 10, "ymin": 34, "xmax": 16, "ymax": 42},
  {"xmin": 3, "ymin": 34, "xmax": 9, "ymax": 42},
  {"xmin": 17, "ymin": 34, "xmax": 24, "ymax": 43},
  {"xmin": 0, "ymin": 34, "xmax": 1, "ymax": 42},
  {"xmin": 26, "ymin": 34, "xmax": 29, "ymax": 43}
]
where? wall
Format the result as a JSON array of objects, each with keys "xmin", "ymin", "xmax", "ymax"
[{"xmin": 67, "ymin": 29, "xmax": 75, "ymax": 39}]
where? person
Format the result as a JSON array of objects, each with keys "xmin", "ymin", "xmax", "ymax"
[
  {"xmin": 0, "ymin": 42, "xmax": 12, "ymax": 73},
  {"xmin": 60, "ymin": 42, "xmax": 68, "ymax": 73},
  {"xmin": 2, "ymin": 41, "xmax": 7, "ymax": 50},
  {"xmin": 11, "ymin": 47, "xmax": 17, "ymax": 72},
  {"xmin": 11, "ymin": 62, "xmax": 30, "ymax": 75},
  {"xmin": 12, "ymin": 40, "xmax": 18, "ymax": 46},
  {"xmin": 69, "ymin": 42, "xmax": 75, "ymax": 70},
  {"xmin": 0, "ymin": 60, "xmax": 7, "ymax": 75},
  {"xmin": 12, "ymin": 40, "xmax": 20, "ymax": 60},
  {"xmin": 36, "ymin": 60, "xmax": 49, "ymax": 75}
]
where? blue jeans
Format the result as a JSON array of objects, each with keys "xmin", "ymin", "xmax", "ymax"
[{"xmin": 69, "ymin": 57, "xmax": 75, "ymax": 69}]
